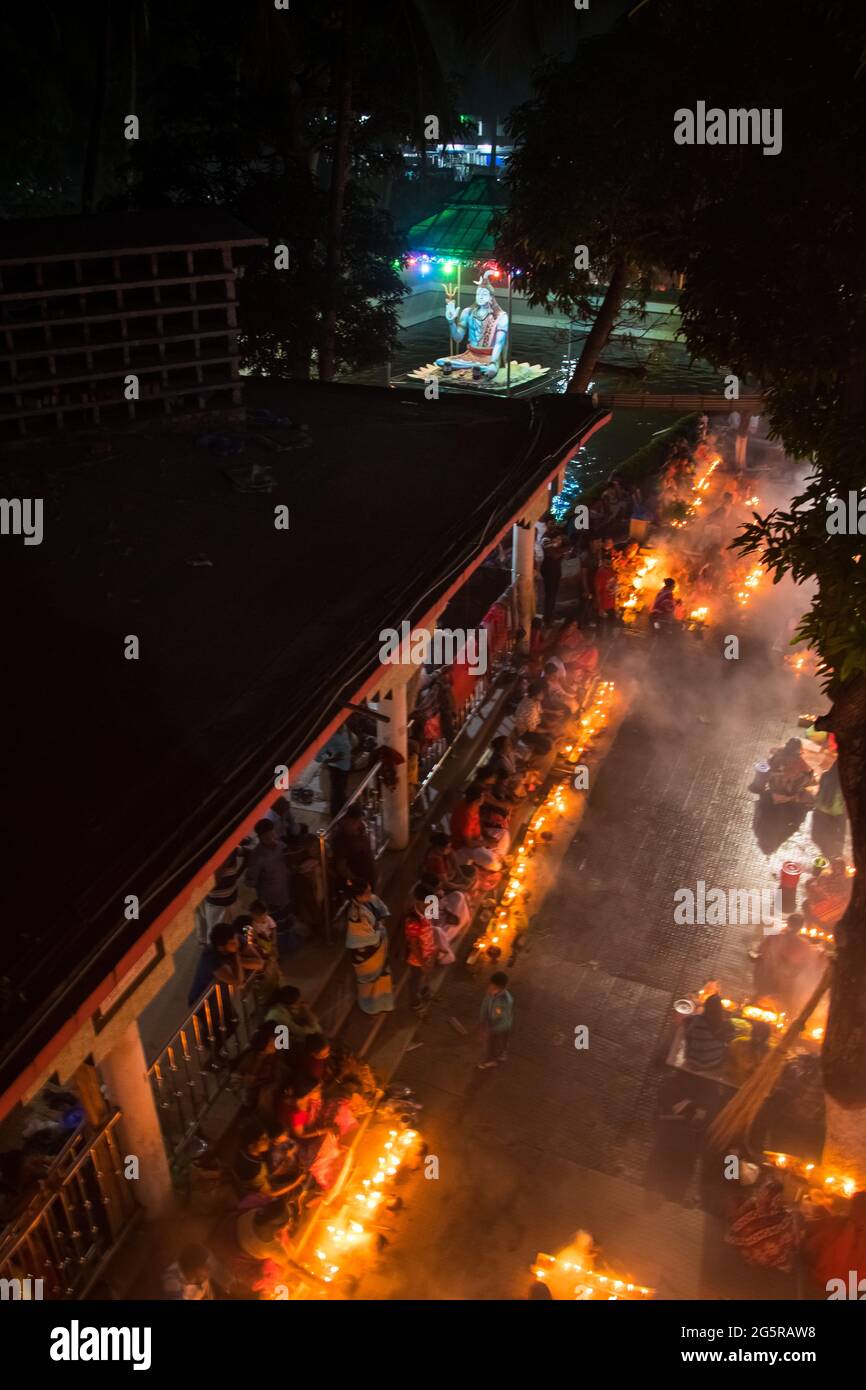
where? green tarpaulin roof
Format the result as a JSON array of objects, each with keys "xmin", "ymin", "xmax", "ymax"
[{"xmin": 408, "ymin": 176, "xmax": 507, "ymax": 260}]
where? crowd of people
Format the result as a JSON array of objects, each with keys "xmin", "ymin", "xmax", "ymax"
[{"xmin": 169, "ymin": 409, "xmax": 858, "ymax": 1301}]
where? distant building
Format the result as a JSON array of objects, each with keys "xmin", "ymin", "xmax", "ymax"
[{"xmin": 0, "ymin": 209, "xmax": 266, "ymax": 442}]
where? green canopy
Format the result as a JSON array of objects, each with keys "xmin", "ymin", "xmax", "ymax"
[{"xmin": 407, "ymin": 176, "xmax": 507, "ymax": 261}]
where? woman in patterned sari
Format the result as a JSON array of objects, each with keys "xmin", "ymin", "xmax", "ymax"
[{"xmin": 345, "ymin": 879, "xmax": 395, "ymax": 1014}]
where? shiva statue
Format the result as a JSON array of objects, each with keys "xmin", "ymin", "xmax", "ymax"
[{"xmin": 436, "ymin": 270, "xmax": 509, "ymax": 381}]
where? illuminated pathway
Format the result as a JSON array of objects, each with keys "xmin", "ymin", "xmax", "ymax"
[{"xmin": 360, "ymin": 639, "xmax": 829, "ymax": 1300}]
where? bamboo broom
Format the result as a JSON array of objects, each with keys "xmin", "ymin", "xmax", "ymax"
[{"xmin": 706, "ymin": 967, "xmax": 832, "ymax": 1153}]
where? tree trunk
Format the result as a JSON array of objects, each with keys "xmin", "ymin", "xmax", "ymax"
[
  {"xmin": 319, "ymin": 1, "xmax": 354, "ymax": 383},
  {"xmin": 566, "ymin": 257, "xmax": 630, "ymax": 396},
  {"xmin": 823, "ymin": 1093, "xmax": 866, "ymax": 1186},
  {"xmin": 81, "ymin": 0, "xmax": 113, "ymax": 214},
  {"xmin": 816, "ymin": 673, "xmax": 866, "ymax": 1177}
]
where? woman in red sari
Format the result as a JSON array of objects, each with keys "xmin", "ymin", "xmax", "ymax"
[{"xmin": 804, "ymin": 1190, "xmax": 866, "ymax": 1293}]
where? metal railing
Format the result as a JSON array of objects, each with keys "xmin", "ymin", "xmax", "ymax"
[
  {"xmin": 0, "ymin": 1110, "xmax": 139, "ymax": 1299},
  {"xmin": 413, "ymin": 582, "xmax": 519, "ymax": 804},
  {"xmin": 147, "ymin": 975, "xmax": 261, "ymax": 1163}
]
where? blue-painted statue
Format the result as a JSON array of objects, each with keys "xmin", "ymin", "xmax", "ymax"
[{"xmin": 436, "ymin": 270, "xmax": 509, "ymax": 381}]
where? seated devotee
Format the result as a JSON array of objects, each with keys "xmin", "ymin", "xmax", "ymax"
[
  {"xmin": 416, "ymin": 874, "xmax": 462, "ymax": 964},
  {"xmin": 513, "ymin": 680, "xmax": 555, "ymax": 755},
  {"xmin": 464, "ymin": 846, "xmax": 504, "ymax": 893},
  {"xmin": 557, "ymin": 621, "xmax": 600, "ymax": 683},
  {"xmin": 265, "ymin": 985, "xmax": 323, "ymax": 1042},
  {"xmin": 541, "ymin": 649, "xmax": 578, "ymax": 693},
  {"xmin": 473, "ymin": 766, "xmax": 518, "ymax": 810},
  {"xmin": 163, "ymin": 1243, "xmax": 235, "ymax": 1301},
  {"xmin": 449, "ymin": 784, "xmax": 485, "ymax": 849},
  {"xmin": 263, "ymin": 1127, "xmax": 310, "ymax": 1224},
  {"xmin": 210, "ymin": 1199, "xmax": 294, "ymax": 1296},
  {"xmin": 277, "ymin": 1082, "xmax": 327, "ymax": 1142},
  {"xmin": 232, "ymin": 1119, "xmax": 309, "ymax": 1202},
  {"xmin": 238, "ymin": 1021, "xmax": 293, "ymax": 1118},
  {"xmin": 803, "ymin": 1190, "xmax": 866, "ymax": 1293},
  {"xmin": 486, "ymin": 733, "xmax": 529, "ymax": 792},
  {"xmin": 422, "ymin": 831, "xmax": 466, "ymax": 890},
  {"xmin": 682, "ymin": 993, "xmax": 735, "ymax": 1071},
  {"xmin": 290, "ymin": 1034, "xmax": 334, "ymax": 1094},
  {"xmin": 726, "ymin": 1019, "xmax": 773, "ymax": 1087},
  {"xmin": 327, "ymin": 1038, "xmax": 379, "ymax": 1105},
  {"xmin": 542, "ymin": 661, "xmax": 578, "ymax": 715},
  {"xmin": 725, "ymin": 1178, "xmax": 798, "ymax": 1273},
  {"xmin": 764, "ymin": 737, "xmax": 815, "ymax": 804},
  {"xmin": 752, "ymin": 915, "xmax": 824, "ymax": 1014},
  {"xmin": 803, "ymin": 856, "xmax": 852, "ymax": 930}
]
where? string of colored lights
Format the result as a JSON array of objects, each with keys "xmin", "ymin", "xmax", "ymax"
[{"xmin": 398, "ymin": 254, "xmax": 523, "ymax": 280}]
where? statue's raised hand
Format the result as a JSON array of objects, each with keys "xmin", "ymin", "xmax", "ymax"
[{"xmin": 443, "ymin": 282, "xmax": 458, "ymax": 320}]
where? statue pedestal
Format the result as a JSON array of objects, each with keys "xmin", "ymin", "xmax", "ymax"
[{"xmin": 404, "ymin": 361, "xmax": 550, "ymax": 395}]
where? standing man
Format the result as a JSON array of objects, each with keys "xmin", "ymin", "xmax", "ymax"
[
  {"xmin": 539, "ymin": 519, "xmax": 568, "ymax": 629},
  {"xmin": 197, "ymin": 845, "xmax": 246, "ymax": 944},
  {"xmin": 245, "ymin": 819, "xmax": 296, "ymax": 945},
  {"xmin": 316, "ymin": 725, "xmax": 353, "ymax": 818},
  {"xmin": 478, "ymin": 971, "xmax": 514, "ymax": 1069}
]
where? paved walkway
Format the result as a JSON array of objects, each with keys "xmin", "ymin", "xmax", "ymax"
[{"xmin": 362, "ymin": 629, "xmax": 832, "ymax": 1300}]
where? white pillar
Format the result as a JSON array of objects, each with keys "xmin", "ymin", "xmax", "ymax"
[
  {"xmin": 512, "ymin": 519, "xmax": 536, "ymax": 635},
  {"xmin": 378, "ymin": 675, "xmax": 410, "ymax": 851},
  {"xmin": 99, "ymin": 1020, "xmax": 174, "ymax": 1219}
]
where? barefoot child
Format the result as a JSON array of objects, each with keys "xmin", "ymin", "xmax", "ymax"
[{"xmin": 478, "ymin": 971, "xmax": 514, "ymax": 1069}]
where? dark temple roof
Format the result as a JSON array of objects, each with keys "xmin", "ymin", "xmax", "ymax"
[{"xmin": 0, "ymin": 379, "xmax": 605, "ymax": 1097}]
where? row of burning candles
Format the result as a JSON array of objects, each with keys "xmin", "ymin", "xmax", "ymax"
[
  {"xmin": 267, "ymin": 1126, "xmax": 420, "ymax": 1298},
  {"xmin": 470, "ymin": 683, "xmax": 618, "ymax": 963},
  {"xmin": 765, "ymin": 1150, "xmax": 860, "ymax": 1200},
  {"xmin": 676, "ymin": 455, "xmax": 759, "ymax": 521},
  {"xmin": 655, "ymin": 454, "xmax": 767, "ymax": 621},
  {"xmin": 296, "ymin": 683, "xmax": 621, "ymax": 1294},
  {"xmin": 532, "ymin": 1251, "xmax": 654, "ymax": 1301},
  {"xmin": 669, "ymin": 454, "xmax": 722, "ymax": 528},
  {"xmin": 705, "ymin": 992, "xmax": 825, "ymax": 1043},
  {"xmin": 621, "ymin": 547, "xmax": 766, "ymax": 630}
]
